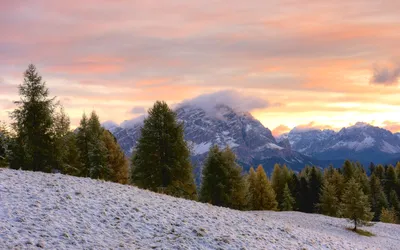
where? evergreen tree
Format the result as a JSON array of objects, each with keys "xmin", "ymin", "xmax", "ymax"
[
  {"xmin": 384, "ymin": 165, "xmax": 398, "ymax": 198},
  {"xmin": 248, "ymin": 165, "xmax": 277, "ymax": 210},
  {"xmin": 76, "ymin": 113, "xmax": 90, "ymax": 176},
  {"xmin": 281, "ymin": 183, "xmax": 295, "ymax": 211},
  {"xmin": 131, "ymin": 101, "xmax": 196, "ymax": 200},
  {"xmin": 380, "ymin": 208, "xmax": 398, "ymax": 224},
  {"xmin": 396, "ymin": 162, "xmax": 400, "ymax": 198},
  {"xmin": 247, "ymin": 167, "xmax": 257, "ymax": 207},
  {"xmin": 375, "ymin": 165, "xmax": 385, "ymax": 181},
  {"xmin": 318, "ymin": 181, "xmax": 340, "ymax": 217},
  {"xmin": 342, "ymin": 160, "xmax": 355, "ymax": 182},
  {"xmin": 103, "ymin": 130, "xmax": 129, "ymax": 184},
  {"xmin": 271, "ymin": 164, "xmax": 291, "ymax": 210},
  {"xmin": 61, "ymin": 132, "xmax": 81, "ymax": 176},
  {"xmin": 200, "ymin": 146, "xmax": 247, "ymax": 209},
  {"xmin": 369, "ymin": 174, "xmax": 388, "ymax": 221},
  {"xmin": 53, "ymin": 106, "xmax": 72, "ymax": 172},
  {"xmin": 87, "ymin": 111, "xmax": 108, "ymax": 179},
  {"xmin": 389, "ymin": 190, "xmax": 400, "ymax": 215},
  {"xmin": 10, "ymin": 64, "xmax": 57, "ymax": 172},
  {"xmin": 308, "ymin": 166, "xmax": 323, "ymax": 212},
  {"xmin": 298, "ymin": 175, "xmax": 311, "ymax": 212},
  {"xmin": 341, "ymin": 178, "xmax": 373, "ymax": 231},
  {"xmin": 0, "ymin": 122, "xmax": 10, "ymax": 168},
  {"xmin": 323, "ymin": 167, "xmax": 344, "ymax": 203},
  {"xmin": 288, "ymin": 173, "xmax": 301, "ymax": 211}
]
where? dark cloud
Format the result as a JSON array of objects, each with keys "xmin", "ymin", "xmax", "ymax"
[{"xmin": 370, "ymin": 63, "xmax": 400, "ymax": 85}]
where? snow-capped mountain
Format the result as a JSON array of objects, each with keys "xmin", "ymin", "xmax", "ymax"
[
  {"xmin": 108, "ymin": 104, "xmax": 316, "ymax": 178},
  {"xmin": 280, "ymin": 122, "xmax": 400, "ymax": 165}
]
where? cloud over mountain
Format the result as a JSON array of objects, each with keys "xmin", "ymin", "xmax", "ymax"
[{"xmin": 179, "ymin": 90, "xmax": 270, "ymax": 116}]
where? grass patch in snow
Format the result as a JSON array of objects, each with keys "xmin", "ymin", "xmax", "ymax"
[{"xmin": 346, "ymin": 228, "xmax": 375, "ymax": 237}]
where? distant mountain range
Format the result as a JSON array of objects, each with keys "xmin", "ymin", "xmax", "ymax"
[
  {"xmin": 104, "ymin": 105, "xmax": 400, "ymax": 180},
  {"xmin": 277, "ymin": 123, "xmax": 400, "ymax": 166}
]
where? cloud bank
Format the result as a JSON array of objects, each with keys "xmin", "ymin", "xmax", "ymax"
[{"xmin": 179, "ymin": 90, "xmax": 270, "ymax": 115}]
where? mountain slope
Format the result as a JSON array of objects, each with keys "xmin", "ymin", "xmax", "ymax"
[
  {"xmin": 1, "ymin": 169, "xmax": 399, "ymax": 249},
  {"xmin": 109, "ymin": 104, "xmax": 316, "ymax": 177},
  {"xmin": 279, "ymin": 123, "xmax": 400, "ymax": 165}
]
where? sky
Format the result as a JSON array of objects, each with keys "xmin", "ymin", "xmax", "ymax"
[{"xmin": 1, "ymin": 0, "xmax": 400, "ymax": 136}]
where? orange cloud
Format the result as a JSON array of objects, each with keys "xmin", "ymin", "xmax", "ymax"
[
  {"xmin": 383, "ymin": 121, "xmax": 400, "ymax": 133},
  {"xmin": 272, "ymin": 125, "xmax": 291, "ymax": 137}
]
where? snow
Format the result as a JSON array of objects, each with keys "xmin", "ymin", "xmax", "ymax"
[
  {"xmin": 267, "ymin": 143, "xmax": 284, "ymax": 150},
  {"xmin": 381, "ymin": 141, "xmax": 400, "ymax": 154},
  {"xmin": 191, "ymin": 142, "xmax": 212, "ymax": 155},
  {"xmin": 1, "ymin": 169, "xmax": 400, "ymax": 250},
  {"xmin": 331, "ymin": 136, "xmax": 375, "ymax": 151}
]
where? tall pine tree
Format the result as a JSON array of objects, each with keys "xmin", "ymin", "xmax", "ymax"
[
  {"xmin": 87, "ymin": 111, "xmax": 108, "ymax": 179},
  {"xmin": 247, "ymin": 165, "xmax": 277, "ymax": 210},
  {"xmin": 318, "ymin": 181, "xmax": 340, "ymax": 217},
  {"xmin": 200, "ymin": 146, "xmax": 247, "ymax": 209},
  {"xmin": 10, "ymin": 64, "xmax": 56, "ymax": 172},
  {"xmin": 103, "ymin": 130, "xmax": 129, "ymax": 184},
  {"xmin": 131, "ymin": 101, "xmax": 196, "ymax": 200},
  {"xmin": 281, "ymin": 183, "xmax": 295, "ymax": 211},
  {"xmin": 341, "ymin": 178, "xmax": 373, "ymax": 231}
]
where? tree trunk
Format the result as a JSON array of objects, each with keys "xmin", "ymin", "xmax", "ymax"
[{"xmin": 354, "ymin": 219, "xmax": 357, "ymax": 231}]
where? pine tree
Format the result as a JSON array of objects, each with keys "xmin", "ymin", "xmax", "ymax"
[
  {"xmin": 281, "ymin": 183, "xmax": 295, "ymax": 211},
  {"xmin": 298, "ymin": 175, "xmax": 311, "ymax": 212},
  {"xmin": 380, "ymin": 208, "xmax": 398, "ymax": 224},
  {"xmin": 131, "ymin": 101, "xmax": 196, "ymax": 200},
  {"xmin": 103, "ymin": 130, "xmax": 129, "ymax": 184},
  {"xmin": 318, "ymin": 182, "xmax": 340, "ymax": 217},
  {"xmin": 342, "ymin": 160, "xmax": 355, "ymax": 182},
  {"xmin": 389, "ymin": 190, "xmax": 400, "ymax": 215},
  {"xmin": 288, "ymin": 173, "xmax": 301, "ymax": 211},
  {"xmin": 247, "ymin": 167, "xmax": 257, "ymax": 208},
  {"xmin": 53, "ymin": 106, "xmax": 72, "ymax": 172},
  {"xmin": 76, "ymin": 113, "xmax": 90, "ymax": 176},
  {"xmin": 384, "ymin": 165, "xmax": 398, "ymax": 198},
  {"xmin": 271, "ymin": 164, "xmax": 291, "ymax": 210},
  {"xmin": 10, "ymin": 64, "xmax": 57, "ymax": 172},
  {"xmin": 323, "ymin": 167, "xmax": 344, "ymax": 203},
  {"xmin": 341, "ymin": 178, "xmax": 373, "ymax": 231},
  {"xmin": 87, "ymin": 111, "xmax": 108, "ymax": 179},
  {"xmin": 369, "ymin": 174, "xmax": 388, "ymax": 221},
  {"xmin": 61, "ymin": 132, "xmax": 81, "ymax": 176},
  {"xmin": 0, "ymin": 122, "xmax": 10, "ymax": 168},
  {"xmin": 248, "ymin": 165, "xmax": 277, "ymax": 210},
  {"xmin": 396, "ymin": 162, "xmax": 400, "ymax": 198},
  {"xmin": 308, "ymin": 166, "xmax": 323, "ymax": 212},
  {"xmin": 375, "ymin": 165, "xmax": 385, "ymax": 181},
  {"xmin": 200, "ymin": 146, "xmax": 247, "ymax": 209}
]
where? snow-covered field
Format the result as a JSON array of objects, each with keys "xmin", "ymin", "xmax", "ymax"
[{"xmin": 0, "ymin": 169, "xmax": 399, "ymax": 249}]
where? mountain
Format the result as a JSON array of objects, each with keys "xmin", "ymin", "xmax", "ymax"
[
  {"xmin": 109, "ymin": 104, "xmax": 318, "ymax": 179},
  {"xmin": 1, "ymin": 169, "xmax": 398, "ymax": 249},
  {"xmin": 279, "ymin": 122, "xmax": 400, "ymax": 165}
]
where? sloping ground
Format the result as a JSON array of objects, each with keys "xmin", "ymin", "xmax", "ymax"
[{"xmin": 0, "ymin": 169, "xmax": 399, "ymax": 249}]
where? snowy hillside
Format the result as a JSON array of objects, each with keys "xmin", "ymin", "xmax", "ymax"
[{"xmin": 1, "ymin": 169, "xmax": 399, "ymax": 249}]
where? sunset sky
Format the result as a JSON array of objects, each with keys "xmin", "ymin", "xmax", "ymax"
[{"xmin": 1, "ymin": 0, "xmax": 400, "ymax": 136}]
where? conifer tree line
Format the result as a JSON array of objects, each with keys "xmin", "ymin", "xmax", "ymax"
[
  {"xmin": 0, "ymin": 64, "xmax": 129, "ymax": 184},
  {"xmin": 1, "ymin": 65, "xmax": 400, "ymax": 228}
]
